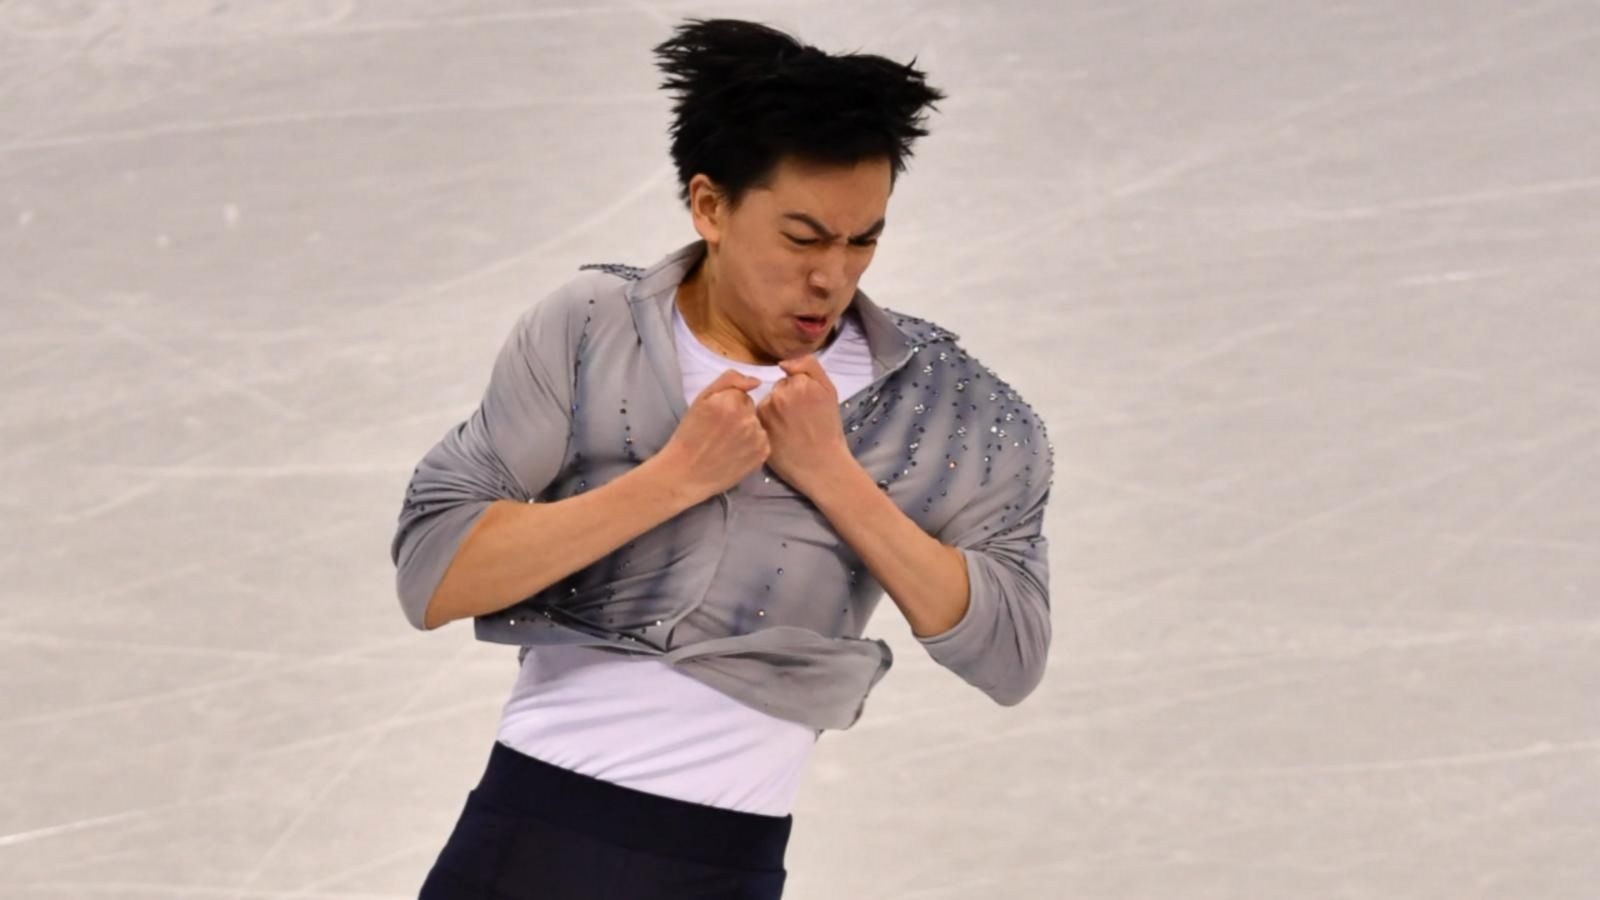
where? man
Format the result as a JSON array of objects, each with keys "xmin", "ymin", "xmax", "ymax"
[{"xmin": 395, "ymin": 17, "xmax": 1055, "ymax": 900}]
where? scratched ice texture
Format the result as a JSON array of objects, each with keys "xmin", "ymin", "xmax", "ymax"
[{"xmin": 1, "ymin": 1, "xmax": 1597, "ymax": 898}]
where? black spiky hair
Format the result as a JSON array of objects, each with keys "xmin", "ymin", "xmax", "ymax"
[{"xmin": 652, "ymin": 18, "xmax": 946, "ymax": 208}]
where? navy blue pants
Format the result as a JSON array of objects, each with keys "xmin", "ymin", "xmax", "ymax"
[{"xmin": 417, "ymin": 741, "xmax": 792, "ymax": 899}]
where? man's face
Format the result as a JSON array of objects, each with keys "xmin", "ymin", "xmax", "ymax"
[{"xmin": 698, "ymin": 155, "xmax": 891, "ymax": 362}]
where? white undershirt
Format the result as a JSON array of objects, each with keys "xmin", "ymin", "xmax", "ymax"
[{"xmin": 494, "ymin": 300, "xmax": 876, "ymax": 815}]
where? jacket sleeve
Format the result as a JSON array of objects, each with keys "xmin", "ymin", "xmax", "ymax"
[
  {"xmin": 389, "ymin": 295, "xmax": 575, "ymax": 630},
  {"xmin": 918, "ymin": 400, "xmax": 1055, "ymax": 706}
]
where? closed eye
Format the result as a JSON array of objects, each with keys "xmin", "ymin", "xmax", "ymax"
[{"xmin": 785, "ymin": 234, "xmax": 879, "ymax": 248}]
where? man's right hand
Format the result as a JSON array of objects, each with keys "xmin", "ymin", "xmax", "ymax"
[{"xmin": 657, "ymin": 369, "xmax": 770, "ymax": 503}]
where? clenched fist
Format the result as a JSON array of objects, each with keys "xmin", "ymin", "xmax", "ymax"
[
  {"xmin": 756, "ymin": 354, "xmax": 855, "ymax": 498},
  {"xmin": 658, "ymin": 369, "xmax": 770, "ymax": 504}
]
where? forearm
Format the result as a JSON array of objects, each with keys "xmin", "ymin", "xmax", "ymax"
[
  {"xmin": 423, "ymin": 455, "xmax": 699, "ymax": 629},
  {"xmin": 807, "ymin": 459, "xmax": 971, "ymax": 637}
]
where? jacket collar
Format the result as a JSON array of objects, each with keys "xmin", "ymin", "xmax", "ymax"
[{"xmin": 624, "ymin": 239, "xmax": 945, "ymax": 422}]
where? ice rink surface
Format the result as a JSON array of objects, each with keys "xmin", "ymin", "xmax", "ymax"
[{"xmin": 2, "ymin": 1, "xmax": 1597, "ymax": 897}]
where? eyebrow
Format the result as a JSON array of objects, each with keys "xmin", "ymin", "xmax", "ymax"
[{"xmin": 781, "ymin": 212, "xmax": 887, "ymax": 242}]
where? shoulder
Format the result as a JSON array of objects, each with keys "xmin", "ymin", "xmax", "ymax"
[
  {"xmin": 577, "ymin": 262, "xmax": 648, "ymax": 281},
  {"xmin": 895, "ymin": 313, "xmax": 1054, "ymax": 477},
  {"xmin": 878, "ymin": 304, "xmax": 963, "ymax": 346},
  {"xmin": 965, "ymin": 348, "xmax": 1052, "ymax": 474},
  {"xmin": 538, "ymin": 263, "xmax": 638, "ymax": 311},
  {"xmin": 512, "ymin": 263, "xmax": 638, "ymax": 339}
]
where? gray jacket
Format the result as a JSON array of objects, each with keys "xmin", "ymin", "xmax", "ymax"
[{"xmin": 390, "ymin": 240, "xmax": 1055, "ymax": 730}]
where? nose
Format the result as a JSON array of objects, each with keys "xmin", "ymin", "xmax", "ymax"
[{"xmin": 808, "ymin": 245, "xmax": 849, "ymax": 296}]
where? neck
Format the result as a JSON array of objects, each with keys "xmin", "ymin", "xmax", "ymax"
[{"xmin": 678, "ymin": 253, "xmax": 777, "ymax": 366}]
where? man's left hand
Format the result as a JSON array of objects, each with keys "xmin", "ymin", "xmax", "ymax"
[{"xmin": 755, "ymin": 354, "xmax": 856, "ymax": 496}]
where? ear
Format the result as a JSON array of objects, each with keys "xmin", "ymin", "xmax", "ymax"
[{"xmin": 686, "ymin": 174, "xmax": 726, "ymax": 246}]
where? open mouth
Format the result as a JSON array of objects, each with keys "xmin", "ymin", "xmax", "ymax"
[{"xmin": 794, "ymin": 315, "xmax": 829, "ymax": 338}]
